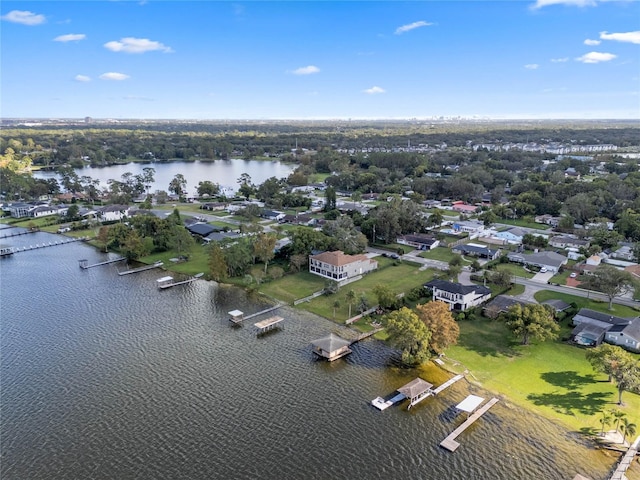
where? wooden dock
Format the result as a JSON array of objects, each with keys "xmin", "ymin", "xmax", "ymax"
[
  {"xmin": 157, "ymin": 273, "xmax": 204, "ymax": 289},
  {"xmin": 79, "ymin": 257, "xmax": 126, "ymax": 269},
  {"xmin": 608, "ymin": 435, "xmax": 640, "ymax": 480},
  {"xmin": 432, "ymin": 374, "xmax": 465, "ymax": 395},
  {"xmin": 440, "ymin": 397, "xmax": 499, "ymax": 452},
  {"xmin": 254, "ymin": 315, "xmax": 284, "ymax": 334},
  {"xmin": 118, "ymin": 261, "xmax": 163, "ymax": 276},
  {"xmin": 0, "ymin": 229, "xmax": 38, "ymax": 239},
  {"xmin": 243, "ymin": 304, "xmax": 284, "ymax": 321}
]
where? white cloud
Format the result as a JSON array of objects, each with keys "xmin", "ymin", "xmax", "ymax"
[
  {"xmin": 104, "ymin": 37, "xmax": 173, "ymax": 54},
  {"xmin": 291, "ymin": 65, "xmax": 320, "ymax": 75},
  {"xmin": 75, "ymin": 75, "xmax": 91, "ymax": 82},
  {"xmin": 54, "ymin": 33, "xmax": 86, "ymax": 42},
  {"xmin": 1, "ymin": 10, "xmax": 46, "ymax": 25},
  {"xmin": 584, "ymin": 38, "xmax": 601, "ymax": 46},
  {"xmin": 99, "ymin": 72, "xmax": 130, "ymax": 81},
  {"xmin": 575, "ymin": 51, "xmax": 617, "ymax": 63},
  {"xmin": 395, "ymin": 21, "xmax": 433, "ymax": 35},
  {"xmin": 363, "ymin": 86, "xmax": 386, "ymax": 94},
  {"xmin": 551, "ymin": 57, "xmax": 569, "ymax": 63},
  {"xmin": 531, "ymin": 0, "xmax": 597, "ymax": 9},
  {"xmin": 524, "ymin": 64, "xmax": 540, "ymax": 70},
  {"xmin": 600, "ymin": 30, "xmax": 640, "ymax": 44}
]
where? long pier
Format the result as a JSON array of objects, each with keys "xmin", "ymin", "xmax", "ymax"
[
  {"xmin": 79, "ymin": 257, "xmax": 126, "ymax": 269},
  {"xmin": 0, "ymin": 229, "xmax": 38, "ymax": 239},
  {"xmin": 608, "ymin": 435, "xmax": 640, "ymax": 480},
  {"xmin": 4, "ymin": 237, "xmax": 87, "ymax": 256},
  {"xmin": 118, "ymin": 261, "xmax": 163, "ymax": 276},
  {"xmin": 157, "ymin": 273, "xmax": 204, "ymax": 289},
  {"xmin": 440, "ymin": 397, "xmax": 500, "ymax": 452},
  {"xmin": 432, "ymin": 374, "xmax": 465, "ymax": 395},
  {"xmin": 243, "ymin": 304, "xmax": 285, "ymax": 321}
]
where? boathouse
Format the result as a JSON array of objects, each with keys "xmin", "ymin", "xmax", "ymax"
[
  {"xmin": 254, "ymin": 316, "xmax": 284, "ymax": 334},
  {"xmin": 397, "ymin": 378, "xmax": 434, "ymax": 409},
  {"xmin": 228, "ymin": 310, "xmax": 244, "ymax": 324},
  {"xmin": 310, "ymin": 333, "xmax": 352, "ymax": 361},
  {"xmin": 156, "ymin": 276, "xmax": 174, "ymax": 289}
]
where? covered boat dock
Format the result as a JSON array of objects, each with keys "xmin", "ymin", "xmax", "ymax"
[
  {"xmin": 254, "ymin": 315, "xmax": 284, "ymax": 334},
  {"xmin": 310, "ymin": 333, "xmax": 352, "ymax": 361},
  {"xmin": 397, "ymin": 378, "xmax": 434, "ymax": 409}
]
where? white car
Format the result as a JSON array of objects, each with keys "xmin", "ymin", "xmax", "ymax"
[
  {"xmin": 570, "ymin": 272, "xmax": 577, "ymax": 278},
  {"xmin": 539, "ymin": 267, "xmax": 548, "ymax": 273}
]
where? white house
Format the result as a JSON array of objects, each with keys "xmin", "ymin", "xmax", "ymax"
[
  {"xmin": 396, "ymin": 234, "xmax": 439, "ymax": 251},
  {"xmin": 424, "ymin": 279, "xmax": 491, "ymax": 312},
  {"xmin": 97, "ymin": 204, "xmax": 131, "ymax": 222},
  {"xmin": 309, "ymin": 250, "xmax": 377, "ymax": 284},
  {"xmin": 452, "ymin": 220, "xmax": 484, "ymax": 235}
]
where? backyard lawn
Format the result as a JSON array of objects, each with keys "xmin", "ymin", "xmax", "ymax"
[
  {"xmin": 419, "ymin": 247, "xmax": 458, "ymax": 263},
  {"xmin": 445, "ymin": 317, "xmax": 640, "ymax": 434},
  {"xmin": 495, "ymin": 263, "xmax": 535, "ymax": 279},
  {"xmin": 534, "ymin": 290, "xmax": 640, "ymax": 318}
]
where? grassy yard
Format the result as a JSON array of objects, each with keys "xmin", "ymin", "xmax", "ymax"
[
  {"xmin": 257, "ymin": 271, "xmax": 326, "ymax": 304},
  {"xmin": 296, "ymin": 260, "xmax": 436, "ymax": 321},
  {"xmin": 445, "ymin": 316, "xmax": 640, "ymax": 434},
  {"xmin": 139, "ymin": 243, "xmax": 210, "ymax": 276},
  {"xmin": 494, "ymin": 217, "xmax": 551, "ymax": 230},
  {"xmin": 533, "ymin": 290, "xmax": 640, "ymax": 317},
  {"xmin": 419, "ymin": 246, "xmax": 457, "ymax": 263},
  {"xmin": 495, "ymin": 263, "xmax": 535, "ymax": 279}
]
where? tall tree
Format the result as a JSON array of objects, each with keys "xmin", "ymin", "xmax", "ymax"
[
  {"xmin": 345, "ymin": 289, "xmax": 356, "ymax": 318},
  {"xmin": 586, "ymin": 344, "xmax": 640, "ymax": 405},
  {"xmin": 504, "ymin": 303, "xmax": 559, "ymax": 345},
  {"xmin": 253, "ymin": 233, "xmax": 277, "ymax": 273},
  {"xmin": 581, "ymin": 265, "xmax": 637, "ymax": 310},
  {"xmin": 385, "ymin": 307, "xmax": 432, "ymax": 366},
  {"xmin": 168, "ymin": 173, "xmax": 187, "ymax": 196},
  {"xmin": 373, "ymin": 284, "xmax": 398, "ymax": 310},
  {"xmin": 415, "ymin": 301, "xmax": 459, "ymax": 353},
  {"xmin": 208, "ymin": 244, "xmax": 228, "ymax": 282}
]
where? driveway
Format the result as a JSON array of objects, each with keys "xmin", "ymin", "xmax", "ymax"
[{"xmin": 531, "ymin": 271, "xmax": 554, "ymax": 283}]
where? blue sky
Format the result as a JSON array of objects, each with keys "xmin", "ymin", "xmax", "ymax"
[{"xmin": 2, "ymin": 1, "xmax": 639, "ymax": 120}]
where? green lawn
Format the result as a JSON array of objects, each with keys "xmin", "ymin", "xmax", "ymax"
[
  {"xmin": 139, "ymin": 243, "xmax": 210, "ymax": 276},
  {"xmin": 445, "ymin": 317, "xmax": 640, "ymax": 433},
  {"xmin": 257, "ymin": 271, "xmax": 326, "ymax": 304},
  {"xmin": 296, "ymin": 261, "xmax": 436, "ymax": 321},
  {"xmin": 419, "ymin": 247, "xmax": 457, "ymax": 263},
  {"xmin": 495, "ymin": 263, "xmax": 535, "ymax": 279},
  {"xmin": 533, "ymin": 290, "xmax": 640, "ymax": 317},
  {"xmin": 495, "ymin": 217, "xmax": 551, "ymax": 229}
]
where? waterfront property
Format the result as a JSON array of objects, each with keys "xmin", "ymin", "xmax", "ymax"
[
  {"xmin": 397, "ymin": 377, "xmax": 434, "ymax": 409},
  {"xmin": 440, "ymin": 396, "xmax": 500, "ymax": 452},
  {"xmin": 308, "ymin": 250, "xmax": 378, "ymax": 285},
  {"xmin": 310, "ymin": 333, "xmax": 352, "ymax": 361},
  {"xmin": 254, "ymin": 315, "xmax": 284, "ymax": 334},
  {"xmin": 424, "ymin": 279, "xmax": 491, "ymax": 312},
  {"xmin": 571, "ymin": 308, "xmax": 640, "ymax": 352}
]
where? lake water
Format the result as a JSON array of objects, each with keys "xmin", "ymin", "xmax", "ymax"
[
  {"xmin": 33, "ymin": 159, "xmax": 297, "ymax": 196},
  {"xmin": 0, "ymin": 227, "xmax": 616, "ymax": 480}
]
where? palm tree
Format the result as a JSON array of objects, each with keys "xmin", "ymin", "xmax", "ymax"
[
  {"xmin": 599, "ymin": 411, "xmax": 612, "ymax": 436},
  {"xmin": 611, "ymin": 409, "xmax": 627, "ymax": 433},
  {"xmin": 345, "ymin": 289, "xmax": 356, "ymax": 318},
  {"xmin": 620, "ymin": 418, "xmax": 637, "ymax": 444},
  {"xmin": 332, "ymin": 300, "xmax": 340, "ymax": 319}
]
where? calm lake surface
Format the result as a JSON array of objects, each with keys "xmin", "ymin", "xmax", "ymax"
[
  {"xmin": 0, "ymin": 227, "xmax": 615, "ymax": 480},
  {"xmin": 34, "ymin": 159, "xmax": 297, "ymax": 196}
]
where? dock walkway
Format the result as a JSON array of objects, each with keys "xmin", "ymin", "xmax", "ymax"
[
  {"xmin": 254, "ymin": 315, "xmax": 284, "ymax": 334},
  {"xmin": 608, "ymin": 435, "xmax": 640, "ymax": 480},
  {"xmin": 5, "ymin": 237, "xmax": 87, "ymax": 256},
  {"xmin": 440, "ymin": 397, "xmax": 499, "ymax": 452},
  {"xmin": 157, "ymin": 273, "xmax": 204, "ymax": 289},
  {"xmin": 243, "ymin": 304, "xmax": 284, "ymax": 321},
  {"xmin": 80, "ymin": 256, "xmax": 126, "ymax": 269},
  {"xmin": 0, "ymin": 229, "xmax": 38, "ymax": 239},
  {"xmin": 118, "ymin": 261, "xmax": 163, "ymax": 276}
]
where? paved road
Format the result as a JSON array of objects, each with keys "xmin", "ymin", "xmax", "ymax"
[{"xmin": 513, "ymin": 276, "xmax": 640, "ymax": 309}]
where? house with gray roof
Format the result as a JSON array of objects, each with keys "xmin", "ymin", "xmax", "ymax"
[
  {"xmin": 452, "ymin": 243, "xmax": 500, "ymax": 260},
  {"xmin": 571, "ymin": 308, "xmax": 640, "ymax": 352},
  {"xmin": 507, "ymin": 250, "xmax": 567, "ymax": 273},
  {"xmin": 424, "ymin": 279, "xmax": 491, "ymax": 312},
  {"xmin": 397, "ymin": 234, "xmax": 439, "ymax": 251},
  {"xmin": 495, "ymin": 227, "xmax": 526, "ymax": 244},
  {"xmin": 482, "ymin": 295, "xmax": 533, "ymax": 319}
]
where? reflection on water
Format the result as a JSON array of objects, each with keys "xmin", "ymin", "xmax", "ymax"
[{"xmin": 0, "ymin": 231, "xmax": 615, "ymax": 479}]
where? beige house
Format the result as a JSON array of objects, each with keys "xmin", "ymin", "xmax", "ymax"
[{"xmin": 309, "ymin": 250, "xmax": 377, "ymax": 284}]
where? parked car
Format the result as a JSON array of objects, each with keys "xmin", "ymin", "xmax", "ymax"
[
  {"xmin": 540, "ymin": 267, "xmax": 548, "ymax": 273},
  {"xmin": 569, "ymin": 272, "xmax": 577, "ymax": 278}
]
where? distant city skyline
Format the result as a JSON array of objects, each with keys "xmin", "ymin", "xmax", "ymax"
[{"xmin": 2, "ymin": 1, "xmax": 639, "ymax": 120}]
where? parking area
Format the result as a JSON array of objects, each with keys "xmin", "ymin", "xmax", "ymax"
[{"xmin": 532, "ymin": 271, "xmax": 554, "ymax": 283}]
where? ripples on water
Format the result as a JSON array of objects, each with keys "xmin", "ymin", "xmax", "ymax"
[{"xmin": 0, "ymin": 230, "xmax": 615, "ymax": 479}]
